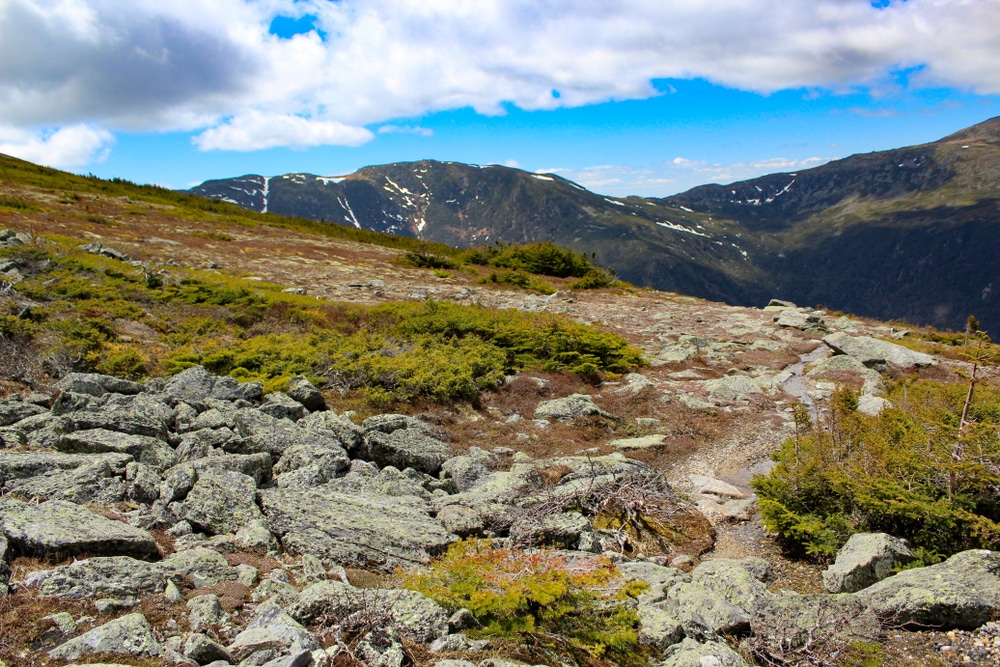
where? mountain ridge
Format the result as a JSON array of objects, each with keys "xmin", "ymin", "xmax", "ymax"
[{"xmin": 181, "ymin": 115, "xmax": 998, "ymax": 331}]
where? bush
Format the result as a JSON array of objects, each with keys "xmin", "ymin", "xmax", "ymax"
[
  {"xmin": 571, "ymin": 269, "xmax": 619, "ymax": 290},
  {"xmin": 479, "ymin": 269, "xmax": 556, "ymax": 294},
  {"xmin": 402, "ymin": 539, "xmax": 648, "ymax": 665},
  {"xmin": 753, "ymin": 382, "xmax": 1000, "ymax": 560}
]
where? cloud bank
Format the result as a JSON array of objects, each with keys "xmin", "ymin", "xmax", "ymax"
[{"xmin": 1, "ymin": 0, "xmax": 999, "ymax": 162}]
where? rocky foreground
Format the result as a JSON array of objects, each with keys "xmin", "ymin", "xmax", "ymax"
[{"xmin": 1, "ymin": 354, "xmax": 1000, "ymax": 667}]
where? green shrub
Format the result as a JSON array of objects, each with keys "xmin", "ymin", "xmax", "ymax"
[
  {"xmin": 469, "ymin": 242, "xmax": 593, "ymax": 278},
  {"xmin": 399, "ymin": 251, "xmax": 459, "ymax": 270},
  {"xmin": 571, "ymin": 269, "xmax": 619, "ymax": 290},
  {"xmin": 479, "ymin": 269, "xmax": 556, "ymax": 294},
  {"xmin": 753, "ymin": 383, "xmax": 1000, "ymax": 560},
  {"xmin": 402, "ymin": 539, "xmax": 648, "ymax": 665}
]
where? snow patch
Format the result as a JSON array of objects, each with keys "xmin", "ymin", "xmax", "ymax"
[
  {"xmin": 604, "ymin": 198, "xmax": 625, "ymax": 207},
  {"xmin": 262, "ymin": 176, "xmax": 270, "ymax": 213},
  {"xmin": 338, "ymin": 197, "xmax": 361, "ymax": 228},
  {"xmin": 678, "ymin": 205, "xmax": 694, "ymax": 212},
  {"xmin": 655, "ymin": 221, "xmax": 710, "ymax": 238},
  {"xmin": 317, "ymin": 176, "xmax": 346, "ymax": 185},
  {"xmin": 531, "ymin": 174, "xmax": 554, "ymax": 181}
]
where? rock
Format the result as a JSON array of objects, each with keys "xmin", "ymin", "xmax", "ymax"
[
  {"xmin": 856, "ymin": 549, "xmax": 1000, "ymax": 628},
  {"xmin": 823, "ymin": 533, "xmax": 915, "ymax": 594},
  {"xmin": 608, "ymin": 434, "xmax": 667, "ymax": 451},
  {"xmin": 612, "ymin": 373, "xmax": 654, "ymax": 396},
  {"xmin": 286, "ymin": 376, "xmax": 326, "ymax": 412},
  {"xmin": 209, "ymin": 375, "xmax": 263, "ymax": 402},
  {"xmin": 273, "ymin": 442, "xmax": 349, "ymax": 486},
  {"xmin": 298, "ymin": 411, "xmax": 363, "ymax": 453},
  {"xmin": 178, "ymin": 468, "xmax": 264, "ymax": 536},
  {"xmin": 767, "ymin": 299, "xmax": 797, "ymax": 309},
  {"xmin": 702, "ymin": 375, "xmax": 763, "ymax": 401},
  {"xmin": 805, "ymin": 354, "xmax": 883, "ymax": 394},
  {"xmin": 510, "ymin": 511, "xmax": 590, "ymax": 549},
  {"xmin": 362, "ymin": 428, "xmax": 453, "ymax": 475},
  {"xmin": 690, "ymin": 475, "xmax": 746, "ymax": 499},
  {"xmin": 0, "ymin": 450, "xmax": 130, "ymax": 482},
  {"xmin": 55, "ymin": 372, "xmax": 144, "ymax": 397},
  {"xmin": 56, "ymin": 428, "xmax": 177, "ymax": 471},
  {"xmin": 232, "ymin": 601, "xmax": 320, "ymax": 656},
  {"xmin": 534, "ymin": 394, "xmax": 614, "ymax": 421},
  {"xmin": 181, "ymin": 452, "xmax": 274, "ymax": 486},
  {"xmin": 856, "ymin": 394, "xmax": 892, "ymax": 417},
  {"xmin": 235, "ymin": 520, "xmax": 279, "ymax": 552},
  {"xmin": 188, "ymin": 594, "xmax": 227, "ymax": 632},
  {"xmin": 184, "ymin": 632, "xmax": 234, "ymax": 664},
  {"xmin": 823, "ymin": 332, "xmax": 936, "ymax": 371},
  {"xmin": 5, "ymin": 456, "xmax": 128, "ymax": 504},
  {"xmin": 230, "ymin": 408, "xmax": 344, "ymax": 457},
  {"xmin": 161, "ymin": 547, "xmax": 236, "ymax": 589},
  {"xmin": 0, "ymin": 497, "xmax": 157, "ymax": 559},
  {"xmin": 658, "ymin": 637, "xmax": 750, "ymax": 667},
  {"xmin": 440, "ymin": 455, "xmax": 492, "ymax": 492},
  {"xmin": 0, "ymin": 399, "xmax": 47, "ymax": 427},
  {"xmin": 0, "ymin": 536, "xmax": 10, "ymax": 595},
  {"xmin": 260, "ymin": 392, "xmax": 308, "ymax": 422},
  {"xmin": 164, "ymin": 366, "xmax": 218, "ymax": 401},
  {"xmin": 690, "ymin": 559, "xmax": 774, "ymax": 612},
  {"xmin": 261, "ymin": 487, "xmax": 455, "ymax": 570},
  {"xmin": 290, "ymin": 580, "xmax": 449, "ymax": 642},
  {"xmin": 125, "ymin": 462, "xmax": 161, "ymax": 503},
  {"xmin": 49, "ymin": 613, "xmax": 160, "ymax": 660},
  {"xmin": 435, "ymin": 505, "xmax": 484, "ymax": 537},
  {"xmin": 66, "ymin": 408, "xmax": 170, "ymax": 441}
]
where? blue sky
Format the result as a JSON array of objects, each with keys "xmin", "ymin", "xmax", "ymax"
[{"xmin": 2, "ymin": 1, "xmax": 999, "ymax": 197}]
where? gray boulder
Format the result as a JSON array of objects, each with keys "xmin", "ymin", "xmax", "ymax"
[
  {"xmin": 362, "ymin": 428, "xmax": 453, "ymax": 475},
  {"xmin": 230, "ymin": 408, "xmax": 344, "ymax": 457},
  {"xmin": 823, "ymin": 332, "xmax": 936, "ymax": 371},
  {"xmin": 286, "ymin": 375, "xmax": 326, "ymax": 412},
  {"xmin": 229, "ymin": 601, "xmax": 320, "ymax": 659},
  {"xmin": 164, "ymin": 366, "xmax": 218, "ymax": 401},
  {"xmin": 0, "ymin": 450, "xmax": 131, "ymax": 482},
  {"xmin": 261, "ymin": 486, "xmax": 455, "ymax": 570},
  {"xmin": 691, "ymin": 558, "xmax": 775, "ymax": 611},
  {"xmin": 299, "ymin": 411, "xmax": 363, "ymax": 453},
  {"xmin": 702, "ymin": 375, "xmax": 763, "ymax": 401},
  {"xmin": 658, "ymin": 637, "xmax": 749, "ymax": 667},
  {"xmin": 66, "ymin": 408, "xmax": 169, "ymax": 441},
  {"xmin": 0, "ymin": 497, "xmax": 157, "ymax": 559},
  {"xmin": 48, "ymin": 613, "xmax": 160, "ymax": 660},
  {"xmin": 856, "ymin": 394, "xmax": 892, "ymax": 417},
  {"xmin": 0, "ymin": 399, "xmax": 47, "ymax": 427},
  {"xmin": 177, "ymin": 468, "xmax": 264, "ymax": 535},
  {"xmin": 823, "ymin": 533, "xmax": 915, "ymax": 594},
  {"xmin": 290, "ymin": 580, "xmax": 449, "ymax": 642},
  {"xmin": 4, "ymin": 456, "xmax": 129, "ymax": 504},
  {"xmin": 259, "ymin": 391, "xmax": 308, "ymax": 421},
  {"xmin": 0, "ymin": 536, "xmax": 10, "ymax": 595},
  {"xmin": 272, "ymin": 442, "xmax": 350, "ymax": 485},
  {"xmin": 55, "ymin": 372, "xmax": 144, "ymax": 397},
  {"xmin": 856, "ymin": 549, "xmax": 1000, "ymax": 628},
  {"xmin": 178, "ymin": 452, "xmax": 274, "ymax": 486},
  {"xmin": 56, "ymin": 428, "xmax": 176, "ymax": 471},
  {"xmin": 209, "ymin": 375, "xmax": 263, "ymax": 402},
  {"xmin": 184, "ymin": 632, "xmax": 234, "ymax": 664},
  {"xmin": 534, "ymin": 394, "xmax": 614, "ymax": 421}
]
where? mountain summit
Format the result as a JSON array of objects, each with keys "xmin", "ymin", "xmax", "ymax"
[{"xmin": 190, "ymin": 117, "xmax": 1000, "ymax": 330}]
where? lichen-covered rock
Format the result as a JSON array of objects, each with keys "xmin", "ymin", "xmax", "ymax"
[
  {"xmin": 230, "ymin": 408, "xmax": 344, "ymax": 457},
  {"xmin": 856, "ymin": 394, "xmax": 892, "ymax": 417},
  {"xmin": 48, "ymin": 613, "xmax": 160, "ymax": 660},
  {"xmin": 183, "ymin": 631, "xmax": 234, "ymax": 664},
  {"xmin": 290, "ymin": 580, "xmax": 449, "ymax": 642},
  {"xmin": 534, "ymin": 394, "xmax": 614, "ymax": 421},
  {"xmin": 702, "ymin": 375, "xmax": 764, "ymax": 401},
  {"xmin": 0, "ymin": 535, "xmax": 10, "ymax": 595},
  {"xmin": 691, "ymin": 558, "xmax": 775, "ymax": 612},
  {"xmin": 178, "ymin": 468, "xmax": 264, "ymax": 535},
  {"xmin": 823, "ymin": 332, "xmax": 936, "ymax": 371},
  {"xmin": 259, "ymin": 391, "xmax": 308, "ymax": 421},
  {"xmin": 231, "ymin": 601, "xmax": 320, "ymax": 656},
  {"xmin": 56, "ymin": 428, "xmax": 177, "ymax": 471},
  {"xmin": 164, "ymin": 366, "xmax": 217, "ymax": 401},
  {"xmin": 261, "ymin": 486, "xmax": 455, "ymax": 570},
  {"xmin": 66, "ymin": 409, "xmax": 170, "ymax": 441},
  {"xmin": 25, "ymin": 556, "xmax": 167, "ymax": 599},
  {"xmin": 362, "ymin": 428, "xmax": 453, "ymax": 475},
  {"xmin": 658, "ymin": 637, "xmax": 750, "ymax": 667},
  {"xmin": 0, "ymin": 450, "xmax": 132, "ymax": 482},
  {"xmin": 5, "ymin": 456, "xmax": 129, "ymax": 504},
  {"xmin": 55, "ymin": 372, "xmax": 144, "ymax": 397},
  {"xmin": 510, "ymin": 511, "xmax": 590, "ymax": 549},
  {"xmin": 0, "ymin": 497, "xmax": 157, "ymax": 559},
  {"xmin": 0, "ymin": 399, "xmax": 47, "ymax": 427},
  {"xmin": 299, "ymin": 411, "xmax": 363, "ymax": 453},
  {"xmin": 286, "ymin": 375, "xmax": 326, "ymax": 412},
  {"xmin": 161, "ymin": 547, "xmax": 237, "ymax": 589},
  {"xmin": 856, "ymin": 549, "xmax": 1000, "ymax": 628},
  {"xmin": 823, "ymin": 533, "xmax": 915, "ymax": 594},
  {"xmin": 272, "ymin": 442, "xmax": 349, "ymax": 485},
  {"xmin": 209, "ymin": 375, "xmax": 263, "ymax": 402}
]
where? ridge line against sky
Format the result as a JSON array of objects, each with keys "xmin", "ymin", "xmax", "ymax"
[{"xmin": 1, "ymin": 0, "xmax": 999, "ymax": 197}]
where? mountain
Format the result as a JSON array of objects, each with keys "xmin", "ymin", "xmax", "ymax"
[{"xmin": 189, "ymin": 118, "xmax": 1000, "ymax": 330}]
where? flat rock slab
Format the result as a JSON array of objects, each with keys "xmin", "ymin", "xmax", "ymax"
[
  {"xmin": 49, "ymin": 613, "xmax": 160, "ymax": 660},
  {"xmin": 534, "ymin": 394, "xmax": 614, "ymax": 420},
  {"xmin": 856, "ymin": 549, "xmax": 1000, "ymax": 628},
  {"xmin": 824, "ymin": 332, "xmax": 936, "ymax": 370},
  {"xmin": 0, "ymin": 451, "xmax": 133, "ymax": 483},
  {"xmin": 56, "ymin": 428, "xmax": 176, "ymax": 471},
  {"xmin": 261, "ymin": 486, "xmax": 456, "ymax": 570},
  {"xmin": 608, "ymin": 434, "xmax": 667, "ymax": 450},
  {"xmin": 0, "ymin": 497, "xmax": 157, "ymax": 559}
]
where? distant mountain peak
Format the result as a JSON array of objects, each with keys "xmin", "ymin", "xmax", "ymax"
[{"xmin": 936, "ymin": 115, "xmax": 1000, "ymax": 145}]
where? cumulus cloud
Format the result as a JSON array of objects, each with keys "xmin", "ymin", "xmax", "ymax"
[
  {"xmin": 2, "ymin": 0, "xmax": 999, "ymax": 154},
  {"xmin": 193, "ymin": 113, "xmax": 373, "ymax": 151},
  {"xmin": 0, "ymin": 124, "xmax": 114, "ymax": 168},
  {"xmin": 377, "ymin": 125, "xmax": 434, "ymax": 137}
]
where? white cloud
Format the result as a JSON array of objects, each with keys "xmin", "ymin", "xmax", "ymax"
[
  {"xmin": 2, "ymin": 0, "xmax": 999, "ymax": 157},
  {"xmin": 377, "ymin": 124, "xmax": 434, "ymax": 137},
  {"xmin": 193, "ymin": 113, "xmax": 373, "ymax": 151},
  {"xmin": 0, "ymin": 124, "xmax": 114, "ymax": 168}
]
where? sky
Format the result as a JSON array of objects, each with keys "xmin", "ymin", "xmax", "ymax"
[{"xmin": 1, "ymin": 1, "xmax": 1000, "ymax": 198}]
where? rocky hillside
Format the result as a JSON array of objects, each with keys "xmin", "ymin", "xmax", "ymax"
[
  {"xmin": 2, "ymin": 163, "xmax": 1000, "ymax": 666},
  {"xmin": 189, "ymin": 117, "xmax": 1000, "ymax": 331}
]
